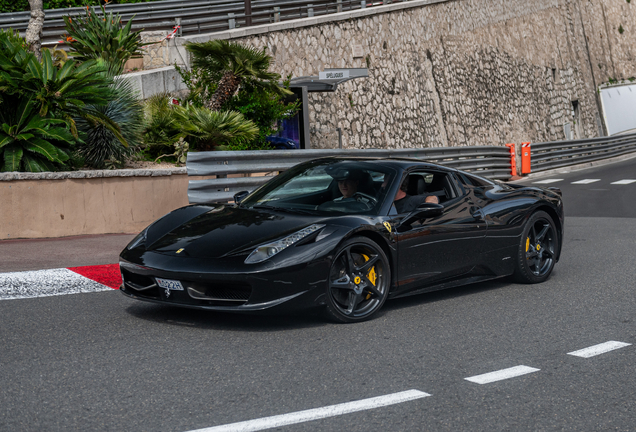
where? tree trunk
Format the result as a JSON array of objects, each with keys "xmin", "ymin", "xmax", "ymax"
[
  {"xmin": 26, "ymin": 0, "xmax": 45, "ymax": 61},
  {"xmin": 205, "ymin": 71, "xmax": 240, "ymax": 111}
]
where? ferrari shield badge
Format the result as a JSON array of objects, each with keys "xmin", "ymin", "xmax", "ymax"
[{"xmin": 383, "ymin": 222, "xmax": 392, "ymax": 233}]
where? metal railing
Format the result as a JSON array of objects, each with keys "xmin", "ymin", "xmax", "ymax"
[
  {"xmin": 186, "ymin": 146, "xmax": 512, "ymax": 203},
  {"xmin": 1, "ymin": 0, "xmax": 398, "ymax": 46},
  {"xmin": 530, "ymin": 133, "xmax": 636, "ymax": 173}
]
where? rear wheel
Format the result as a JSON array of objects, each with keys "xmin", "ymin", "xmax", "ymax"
[
  {"xmin": 512, "ymin": 211, "xmax": 558, "ymax": 283},
  {"xmin": 325, "ymin": 237, "xmax": 390, "ymax": 323}
]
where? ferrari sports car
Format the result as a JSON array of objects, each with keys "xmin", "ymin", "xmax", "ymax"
[{"xmin": 119, "ymin": 157, "xmax": 564, "ymax": 323}]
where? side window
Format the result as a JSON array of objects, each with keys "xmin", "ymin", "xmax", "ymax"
[{"xmin": 404, "ymin": 171, "xmax": 459, "ymax": 203}]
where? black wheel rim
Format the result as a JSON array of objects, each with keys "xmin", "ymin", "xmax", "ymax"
[
  {"xmin": 328, "ymin": 243, "xmax": 387, "ymax": 318},
  {"xmin": 525, "ymin": 218, "xmax": 556, "ymax": 277}
]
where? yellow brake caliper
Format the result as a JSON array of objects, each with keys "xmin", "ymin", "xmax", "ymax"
[
  {"xmin": 361, "ymin": 254, "xmax": 377, "ymax": 299},
  {"xmin": 525, "ymin": 237, "xmax": 530, "ymax": 253}
]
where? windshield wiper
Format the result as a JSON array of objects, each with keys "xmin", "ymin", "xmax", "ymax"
[{"xmin": 251, "ymin": 204, "xmax": 315, "ymax": 215}]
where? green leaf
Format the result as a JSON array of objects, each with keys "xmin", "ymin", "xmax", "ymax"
[
  {"xmin": 21, "ymin": 154, "xmax": 50, "ymax": 173},
  {"xmin": 42, "ymin": 50, "xmax": 54, "ymax": 85},
  {"xmin": 3, "ymin": 145, "xmax": 23, "ymax": 171},
  {"xmin": 0, "ymin": 135, "xmax": 14, "ymax": 149},
  {"xmin": 23, "ymin": 138, "xmax": 61, "ymax": 162}
]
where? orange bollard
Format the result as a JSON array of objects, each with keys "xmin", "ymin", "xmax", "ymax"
[
  {"xmin": 505, "ymin": 143, "xmax": 517, "ymax": 177},
  {"xmin": 521, "ymin": 142, "xmax": 531, "ymax": 174}
]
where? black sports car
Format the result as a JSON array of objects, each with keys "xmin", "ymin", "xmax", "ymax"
[{"xmin": 119, "ymin": 157, "xmax": 564, "ymax": 323}]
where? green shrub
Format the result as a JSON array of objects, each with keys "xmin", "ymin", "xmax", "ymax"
[
  {"xmin": 75, "ymin": 77, "xmax": 143, "ymax": 168},
  {"xmin": 0, "ymin": 98, "xmax": 74, "ymax": 172},
  {"xmin": 0, "ymin": 29, "xmax": 138, "ymax": 171},
  {"xmin": 141, "ymin": 93, "xmax": 184, "ymax": 158},
  {"xmin": 63, "ymin": 4, "xmax": 144, "ymax": 74},
  {"xmin": 173, "ymin": 105, "xmax": 259, "ymax": 151}
]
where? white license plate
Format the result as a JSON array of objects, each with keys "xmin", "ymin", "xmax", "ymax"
[{"xmin": 156, "ymin": 278, "xmax": 184, "ymax": 291}]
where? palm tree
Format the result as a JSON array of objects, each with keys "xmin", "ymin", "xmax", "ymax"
[{"xmin": 185, "ymin": 40, "xmax": 291, "ymax": 111}]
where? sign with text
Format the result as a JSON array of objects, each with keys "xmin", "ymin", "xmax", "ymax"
[{"xmin": 319, "ymin": 70, "xmax": 350, "ymax": 80}]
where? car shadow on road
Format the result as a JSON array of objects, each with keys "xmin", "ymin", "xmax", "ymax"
[
  {"xmin": 124, "ymin": 302, "xmax": 329, "ymax": 331},
  {"xmin": 381, "ymin": 278, "xmax": 513, "ymax": 313}
]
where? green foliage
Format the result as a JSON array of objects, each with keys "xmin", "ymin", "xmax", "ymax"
[
  {"xmin": 0, "ymin": 98, "xmax": 73, "ymax": 172},
  {"xmin": 155, "ymin": 137, "xmax": 189, "ymax": 165},
  {"xmin": 618, "ymin": 24, "xmax": 625, "ymax": 34},
  {"xmin": 185, "ymin": 40, "xmax": 292, "ymax": 110},
  {"xmin": 75, "ymin": 77, "xmax": 143, "ymax": 168},
  {"xmin": 141, "ymin": 93, "xmax": 183, "ymax": 157},
  {"xmin": 173, "ymin": 105, "xmax": 259, "ymax": 151},
  {"xmin": 223, "ymin": 79, "xmax": 300, "ymax": 148},
  {"xmin": 63, "ymin": 5, "xmax": 144, "ymax": 74},
  {"xmin": 175, "ymin": 41, "xmax": 300, "ymax": 151},
  {"xmin": 0, "ymin": 29, "xmax": 138, "ymax": 172}
]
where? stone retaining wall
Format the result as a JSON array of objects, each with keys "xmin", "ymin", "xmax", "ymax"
[
  {"xmin": 148, "ymin": 0, "xmax": 635, "ymax": 149},
  {"xmin": 0, "ymin": 169, "xmax": 188, "ymax": 239}
]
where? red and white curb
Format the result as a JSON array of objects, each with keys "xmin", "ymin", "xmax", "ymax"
[{"xmin": 0, "ymin": 264, "xmax": 121, "ymax": 300}]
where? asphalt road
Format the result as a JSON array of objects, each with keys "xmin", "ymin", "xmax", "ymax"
[{"xmin": 2, "ymin": 158, "xmax": 636, "ymax": 431}]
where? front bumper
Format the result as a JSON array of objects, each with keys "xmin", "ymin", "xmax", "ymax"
[{"xmin": 118, "ymin": 255, "xmax": 331, "ymax": 313}]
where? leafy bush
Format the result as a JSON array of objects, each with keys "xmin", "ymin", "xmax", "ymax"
[
  {"xmin": 75, "ymin": 77, "xmax": 143, "ymax": 168},
  {"xmin": 0, "ymin": 99, "xmax": 73, "ymax": 172},
  {"xmin": 141, "ymin": 93, "xmax": 183, "ymax": 158},
  {"xmin": 173, "ymin": 105, "xmax": 259, "ymax": 151},
  {"xmin": 62, "ymin": 5, "xmax": 144, "ymax": 74},
  {"xmin": 175, "ymin": 41, "xmax": 300, "ymax": 151},
  {"xmin": 1, "ymin": 29, "xmax": 139, "ymax": 171}
]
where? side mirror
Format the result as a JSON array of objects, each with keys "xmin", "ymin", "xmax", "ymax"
[
  {"xmin": 400, "ymin": 203, "xmax": 444, "ymax": 227},
  {"xmin": 233, "ymin": 190, "xmax": 249, "ymax": 204}
]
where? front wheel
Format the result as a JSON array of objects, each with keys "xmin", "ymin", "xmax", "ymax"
[
  {"xmin": 325, "ymin": 237, "xmax": 390, "ymax": 323},
  {"xmin": 512, "ymin": 211, "xmax": 558, "ymax": 284}
]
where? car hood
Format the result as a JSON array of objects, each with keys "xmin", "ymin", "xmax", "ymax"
[{"xmin": 146, "ymin": 204, "xmax": 321, "ymax": 258}]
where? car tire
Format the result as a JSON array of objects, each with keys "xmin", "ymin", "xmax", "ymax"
[
  {"xmin": 325, "ymin": 237, "xmax": 391, "ymax": 323},
  {"xmin": 512, "ymin": 211, "xmax": 558, "ymax": 284}
]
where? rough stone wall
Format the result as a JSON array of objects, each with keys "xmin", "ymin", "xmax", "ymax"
[{"xmin": 183, "ymin": 0, "xmax": 636, "ymax": 149}]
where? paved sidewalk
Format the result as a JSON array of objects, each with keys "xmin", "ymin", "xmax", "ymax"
[{"xmin": 0, "ymin": 233, "xmax": 135, "ymax": 273}]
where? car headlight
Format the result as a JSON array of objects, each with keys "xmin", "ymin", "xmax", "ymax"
[
  {"xmin": 126, "ymin": 228, "xmax": 148, "ymax": 250},
  {"xmin": 245, "ymin": 224, "xmax": 325, "ymax": 264}
]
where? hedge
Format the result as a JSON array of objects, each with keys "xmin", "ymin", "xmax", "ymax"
[{"xmin": 0, "ymin": 0, "xmax": 160, "ymax": 14}]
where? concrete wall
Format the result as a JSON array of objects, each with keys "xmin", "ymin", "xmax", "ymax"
[
  {"xmin": 0, "ymin": 170, "xmax": 189, "ymax": 239},
  {"xmin": 137, "ymin": 0, "xmax": 636, "ymax": 149}
]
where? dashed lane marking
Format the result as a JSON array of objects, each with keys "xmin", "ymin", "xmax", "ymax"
[
  {"xmin": 186, "ymin": 390, "xmax": 431, "ymax": 432},
  {"xmin": 571, "ymin": 179, "xmax": 601, "ymax": 184},
  {"xmin": 532, "ymin": 179, "xmax": 563, "ymax": 184},
  {"xmin": 611, "ymin": 179, "xmax": 636, "ymax": 184},
  {"xmin": 465, "ymin": 365, "xmax": 540, "ymax": 384},
  {"xmin": 567, "ymin": 341, "xmax": 632, "ymax": 358},
  {"xmin": 0, "ymin": 265, "xmax": 120, "ymax": 300}
]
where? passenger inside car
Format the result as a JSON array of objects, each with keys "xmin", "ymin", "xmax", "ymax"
[{"xmin": 393, "ymin": 175, "xmax": 439, "ymax": 213}]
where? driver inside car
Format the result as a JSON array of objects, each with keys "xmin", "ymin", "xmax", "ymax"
[{"xmin": 324, "ymin": 167, "xmax": 376, "ymax": 208}]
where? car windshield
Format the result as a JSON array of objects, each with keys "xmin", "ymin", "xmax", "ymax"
[{"xmin": 240, "ymin": 159, "xmax": 397, "ymax": 216}]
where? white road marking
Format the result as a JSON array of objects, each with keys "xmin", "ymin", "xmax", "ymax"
[
  {"xmin": 532, "ymin": 179, "xmax": 563, "ymax": 184},
  {"xmin": 567, "ymin": 341, "xmax": 632, "ymax": 358},
  {"xmin": 0, "ymin": 268, "xmax": 111, "ymax": 300},
  {"xmin": 571, "ymin": 179, "xmax": 600, "ymax": 184},
  {"xmin": 186, "ymin": 390, "xmax": 430, "ymax": 432},
  {"xmin": 611, "ymin": 179, "xmax": 636, "ymax": 185},
  {"xmin": 465, "ymin": 366, "xmax": 540, "ymax": 384}
]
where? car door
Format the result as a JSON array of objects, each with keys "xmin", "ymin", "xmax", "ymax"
[{"xmin": 390, "ymin": 170, "xmax": 487, "ymax": 296}]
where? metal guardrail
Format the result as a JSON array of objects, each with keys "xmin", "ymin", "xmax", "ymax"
[
  {"xmin": 186, "ymin": 146, "xmax": 512, "ymax": 203},
  {"xmin": 530, "ymin": 133, "xmax": 636, "ymax": 173},
  {"xmin": 1, "ymin": 0, "xmax": 392, "ymax": 46}
]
